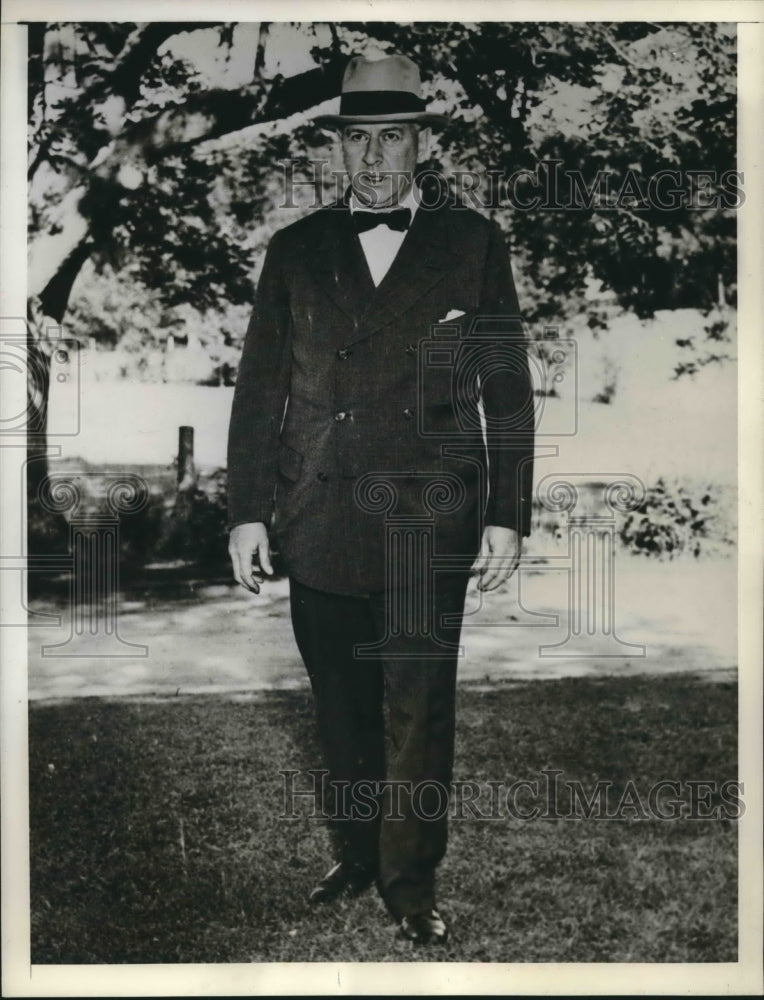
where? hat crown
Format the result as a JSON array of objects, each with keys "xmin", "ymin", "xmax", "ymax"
[
  {"xmin": 342, "ymin": 55, "xmax": 423, "ymax": 97},
  {"xmin": 312, "ymin": 52, "xmax": 447, "ymax": 128}
]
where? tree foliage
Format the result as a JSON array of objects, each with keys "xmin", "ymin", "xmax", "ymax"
[{"xmin": 28, "ymin": 20, "xmax": 736, "ymax": 382}]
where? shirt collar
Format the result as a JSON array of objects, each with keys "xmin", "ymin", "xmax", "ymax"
[{"xmin": 349, "ymin": 183, "xmax": 420, "ymax": 219}]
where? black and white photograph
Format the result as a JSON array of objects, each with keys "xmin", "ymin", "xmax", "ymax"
[{"xmin": 1, "ymin": 1, "xmax": 762, "ymax": 995}]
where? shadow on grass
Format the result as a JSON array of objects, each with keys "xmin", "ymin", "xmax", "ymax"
[{"xmin": 29, "ymin": 674, "xmax": 737, "ymax": 963}]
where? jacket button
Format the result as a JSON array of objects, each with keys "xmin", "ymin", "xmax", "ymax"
[
  {"xmin": 403, "ymin": 407, "xmax": 414, "ymax": 419},
  {"xmin": 334, "ymin": 411, "xmax": 348, "ymax": 422},
  {"xmin": 405, "ymin": 344, "xmax": 417, "ymax": 356},
  {"xmin": 317, "ymin": 472, "xmax": 328, "ymax": 482},
  {"xmin": 337, "ymin": 348, "xmax": 351, "ymax": 360}
]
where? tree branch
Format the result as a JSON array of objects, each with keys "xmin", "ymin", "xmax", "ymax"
[
  {"xmin": 93, "ymin": 56, "xmax": 347, "ymax": 175},
  {"xmin": 254, "ymin": 22, "xmax": 269, "ymax": 81},
  {"xmin": 96, "ymin": 22, "xmax": 226, "ymax": 107},
  {"xmin": 29, "ymin": 53, "xmax": 347, "ymax": 309}
]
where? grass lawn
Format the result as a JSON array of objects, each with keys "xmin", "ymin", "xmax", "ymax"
[{"xmin": 29, "ymin": 674, "xmax": 737, "ymax": 963}]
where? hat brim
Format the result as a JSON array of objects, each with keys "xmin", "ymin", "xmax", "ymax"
[{"xmin": 314, "ymin": 111, "xmax": 449, "ymax": 130}]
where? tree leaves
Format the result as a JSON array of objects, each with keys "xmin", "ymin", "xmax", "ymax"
[{"xmin": 28, "ymin": 20, "xmax": 736, "ymax": 372}]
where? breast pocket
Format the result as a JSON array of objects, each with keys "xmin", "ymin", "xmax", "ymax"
[{"xmin": 277, "ymin": 441, "xmax": 304, "ymax": 483}]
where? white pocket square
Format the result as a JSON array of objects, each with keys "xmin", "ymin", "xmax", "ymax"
[{"xmin": 438, "ymin": 309, "xmax": 466, "ymax": 322}]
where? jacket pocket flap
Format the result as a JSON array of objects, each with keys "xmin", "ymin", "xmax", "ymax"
[{"xmin": 278, "ymin": 442, "xmax": 304, "ymax": 482}]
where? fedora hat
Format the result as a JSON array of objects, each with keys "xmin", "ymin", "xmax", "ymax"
[{"xmin": 314, "ymin": 54, "xmax": 449, "ymax": 129}]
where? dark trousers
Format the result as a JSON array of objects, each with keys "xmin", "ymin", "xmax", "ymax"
[{"xmin": 289, "ymin": 572, "xmax": 469, "ymax": 919}]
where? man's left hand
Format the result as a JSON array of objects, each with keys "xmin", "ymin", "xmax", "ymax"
[{"xmin": 471, "ymin": 525, "xmax": 522, "ymax": 592}]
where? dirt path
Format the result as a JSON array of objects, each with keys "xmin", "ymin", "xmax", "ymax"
[{"xmin": 27, "ymin": 556, "xmax": 736, "ymax": 700}]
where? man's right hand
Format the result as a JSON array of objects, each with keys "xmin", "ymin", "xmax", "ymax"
[{"xmin": 228, "ymin": 521, "xmax": 273, "ymax": 593}]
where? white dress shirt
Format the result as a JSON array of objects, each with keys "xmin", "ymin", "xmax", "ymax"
[{"xmin": 349, "ymin": 185, "xmax": 420, "ymax": 287}]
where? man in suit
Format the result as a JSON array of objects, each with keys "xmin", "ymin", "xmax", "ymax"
[{"xmin": 227, "ymin": 54, "xmax": 535, "ymax": 945}]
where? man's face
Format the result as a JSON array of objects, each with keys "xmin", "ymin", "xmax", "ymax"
[{"xmin": 341, "ymin": 122, "xmax": 422, "ymax": 209}]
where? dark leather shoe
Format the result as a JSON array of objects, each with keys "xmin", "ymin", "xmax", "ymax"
[
  {"xmin": 399, "ymin": 909, "xmax": 449, "ymax": 945},
  {"xmin": 308, "ymin": 861, "xmax": 377, "ymax": 905}
]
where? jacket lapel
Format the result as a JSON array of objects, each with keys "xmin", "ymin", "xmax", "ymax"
[
  {"xmin": 355, "ymin": 202, "xmax": 458, "ymax": 342},
  {"xmin": 306, "ymin": 198, "xmax": 459, "ymax": 342},
  {"xmin": 305, "ymin": 202, "xmax": 376, "ymax": 325}
]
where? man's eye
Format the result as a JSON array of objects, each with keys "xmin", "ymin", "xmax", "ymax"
[{"xmin": 382, "ymin": 132, "xmax": 401, "ymax": 142}]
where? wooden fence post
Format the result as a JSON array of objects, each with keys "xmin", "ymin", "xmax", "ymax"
[{"xmin": 177, "ymin": 425, "xmax": 196, "ymax": 494}]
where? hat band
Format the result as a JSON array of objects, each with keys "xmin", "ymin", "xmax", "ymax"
[{"xmin": 339, "ymin": 90, "xmax": 428, "ymax": 116}]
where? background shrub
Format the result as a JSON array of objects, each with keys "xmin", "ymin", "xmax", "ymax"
[{"xmin": 617, "ymin": 477, "xmax": 735, "ymax": 559}]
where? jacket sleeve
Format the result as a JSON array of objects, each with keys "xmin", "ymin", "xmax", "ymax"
[
  {"xmin": 476, "ymin": 220, "xmax": 535, "ymax": 536},
  {"xmin": 226, "ymin": 230, "xmax": 292, "ymax": 529}
]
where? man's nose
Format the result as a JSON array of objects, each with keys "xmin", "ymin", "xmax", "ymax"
[{"xmin": 362, "ymin": 137, "xmax": 382, "ymax": 166}]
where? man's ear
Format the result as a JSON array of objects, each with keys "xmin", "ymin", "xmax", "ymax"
[{"xmin": 417, "ymin": 126, "xmax": 432, "ymax": 160}]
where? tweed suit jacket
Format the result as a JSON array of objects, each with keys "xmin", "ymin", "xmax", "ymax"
[{"xmin": 227, "ymin": 193, "xmax": 535, "ymax": 595}]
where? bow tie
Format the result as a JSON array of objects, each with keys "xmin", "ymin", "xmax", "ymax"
[{"xmin": 352, "ymin": 207, "xmax": 412, "ymax": 234}]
